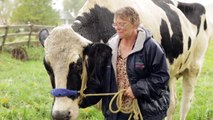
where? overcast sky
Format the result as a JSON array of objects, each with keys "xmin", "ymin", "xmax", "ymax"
[{"xmin": 52, "ymin": 0, "xmax": 63, "ymax": 10}]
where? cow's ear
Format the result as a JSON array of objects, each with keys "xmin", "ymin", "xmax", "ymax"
[{"xmin": 38, "ymin": 28, "xmax": 49, "ymax": 47}]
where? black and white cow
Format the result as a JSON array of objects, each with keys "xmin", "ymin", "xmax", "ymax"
[
  {"xmin": 39, "ymin": 0, "xmax": 213, "ymax": 120},
  {"xmin": 39, "ymin": 26, "xmax": 112, "ymax": 120}
]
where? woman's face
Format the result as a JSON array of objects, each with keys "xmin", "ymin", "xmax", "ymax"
[{"xmin": 112, "ymin": 17, "xmax": 136, "ymax": 39}]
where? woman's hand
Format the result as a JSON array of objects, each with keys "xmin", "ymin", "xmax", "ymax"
[{"xmin": 124, "ymin": 87, "xmax": 135, "ymax": 99}]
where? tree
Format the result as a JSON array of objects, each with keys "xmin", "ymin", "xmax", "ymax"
[
  {"xmin": 63, "ymin": 0, "xmax": 85, "ymax": 16},
  {"xmin": 10, "ymin": 0, "xmax": 59, "ymax": 25},
  {"xmin": 0, "ymin": 0, "xmax": 14, "ymax": 24}
]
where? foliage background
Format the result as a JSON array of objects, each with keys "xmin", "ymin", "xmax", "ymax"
[
  {"xmin": 63, "ymin": 0, "xmax": 85, "ymax": 16},
  {"xmin": 10, "ymin": 0, "xmax": 59, "ymax": 25},
  {"xmin": 0, "ymin": 0, "xmax": 86, "ymax": 25},
  {"xmin": 0, "ymin": 0, "xmax": 15, "ymax": 24}
]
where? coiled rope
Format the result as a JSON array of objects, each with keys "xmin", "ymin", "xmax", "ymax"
[{"xmin": 80, "ymin": 60, "xmax": 143, "ymax": 120}]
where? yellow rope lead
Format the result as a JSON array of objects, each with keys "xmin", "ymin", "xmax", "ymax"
[
  {"xmin": 80, "ymin": 59, "xmax": 143, "ymax": 120},
  {"xmin": 108, "ymin": 89, "xmax": 143, "ymax": 120},
  {"xmin": 80, "ymin": 89, "xmax": 143, "ymax": 120}
]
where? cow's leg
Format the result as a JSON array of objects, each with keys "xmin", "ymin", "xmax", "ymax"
[
  {"xmin": 180, "ymin": 25, "xmax": 209, "ymax": 119},
  {"xmin": 180, "ymin": 62, "xmax": 201, "ymax": 120},
  {"xmin": 167, "ymin": 77, "xmax": 176, "ymax": 120}
]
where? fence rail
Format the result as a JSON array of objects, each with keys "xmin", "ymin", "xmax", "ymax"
[{"xmin": 0, "ymin": 24, "xmax": 55, "ymax": 51}]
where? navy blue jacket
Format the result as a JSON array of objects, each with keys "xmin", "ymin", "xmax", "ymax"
[{"xmin": 80, "ymin": 27, "xmax": 170, "ymax": 120}]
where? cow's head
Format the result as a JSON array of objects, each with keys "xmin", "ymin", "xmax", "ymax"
[{"xmin": 38, "ymin": 26, "xmax": 112, "ymax": 120}]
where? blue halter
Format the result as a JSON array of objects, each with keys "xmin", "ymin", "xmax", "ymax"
[{"xmin": 50, "ymin": 88, "xmax": 79, "ymax": 97}]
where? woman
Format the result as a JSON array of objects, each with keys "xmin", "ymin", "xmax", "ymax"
[{"xmin": 80, "ymin": 6, "xmax": 170, "ymax": 120}]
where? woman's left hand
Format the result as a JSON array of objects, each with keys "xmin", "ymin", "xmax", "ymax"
[{"xmin": 124, "ymin": 87, "xmax": 135, "ymax": 99}]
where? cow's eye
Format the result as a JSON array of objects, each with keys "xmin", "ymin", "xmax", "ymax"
[{"xmin": 76, "ymin": 58, "xmax": 82, "ymax": 72}]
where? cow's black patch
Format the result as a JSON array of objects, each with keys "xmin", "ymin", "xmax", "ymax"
[
  {"xmin": 179, "ymin": 63, "xmax": 182, "ymax": 70},
  {"xmin": 184, "ymin": 52, "xmax": 191, "ymax": 64},
  {"xmin": 156, "ymin": 0, "xmax": 174, "ymax": 5},
  {"xmin": 160, "ymin": 19, "xmax": 174, "ymax": 63},
  {"xmin": 153, "ymin": 0, "xmax": 183, "ymax": 64},
  {"xmin": 72, "ymin": 5, "xmax": 115, "ymax": 43},
  {"xmin": 66, "ymin": 59, "xmax": 83, "ymax": 99},
  {"xmin": 204, "ymin": 19, "xmax": 207, "ymax": 30},
  {"xmin": 177, "ymin": 2, "xmax": 205, "ymax": 36},
  {"xmin": 188, "ymin": 37, "xmax": 191, "ymax": 50},
  {"xmin": 43, "ymin": 59, "xmax": 55, "ymax": 88}
]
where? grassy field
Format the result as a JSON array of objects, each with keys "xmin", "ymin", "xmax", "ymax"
[{"xmin": 0, "ymin": 41, "xmax": 213, "ymax": 120}]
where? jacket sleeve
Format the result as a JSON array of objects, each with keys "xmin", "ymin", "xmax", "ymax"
[{"xmin": 131, "ymin": 39, "xmax": 170, "ymax": 100}]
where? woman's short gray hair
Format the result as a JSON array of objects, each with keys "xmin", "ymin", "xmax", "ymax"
[{"xmin": 114, "ymin": 6, "xmax": 140, "ymax": 27}]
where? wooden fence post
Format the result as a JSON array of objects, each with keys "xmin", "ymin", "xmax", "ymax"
[
  {"xmin": 0, "ymin": 24, "xmax": 54, "ymax": 51},
  {"xmin": 27, "ymin": 24, "xmax": 33, "ymax": 48},
  {"xmin": 0, "ymin": 25, "xmax": 9, "ymax": 51}
]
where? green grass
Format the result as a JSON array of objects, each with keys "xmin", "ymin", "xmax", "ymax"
[
  {"xmin": 0, "ymin": 41, "xmax": 213, "ymax": 120},
  {"xmin": 0, "ymin": 46, "xmax": 52, "ymax": 120}
]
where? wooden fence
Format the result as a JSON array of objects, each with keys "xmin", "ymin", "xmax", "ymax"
[{"xmin": 0, "ymin": 24, "xmax": 55, "ymax": 51}]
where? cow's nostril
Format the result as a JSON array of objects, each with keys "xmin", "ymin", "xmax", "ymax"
[
  {"xmin": 68, "ymin": 111, "xmax": 72, "ymax": 118},
  {"xmin": 52, "ymin": 110, "xmax": 71, "ymax": 120}
]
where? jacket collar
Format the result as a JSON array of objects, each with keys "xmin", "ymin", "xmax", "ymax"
[{"xmin": 108, "ymin": 27, "xmax": 147, "ymax": 75}]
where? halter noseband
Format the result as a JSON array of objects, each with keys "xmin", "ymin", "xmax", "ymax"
[{"xmin": 50, "ymin": 88, "xmax": 79, "ymax": 97}]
